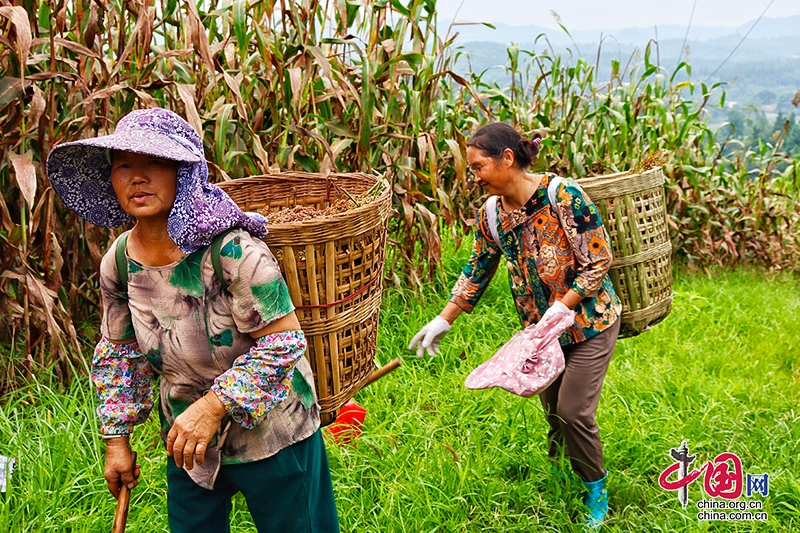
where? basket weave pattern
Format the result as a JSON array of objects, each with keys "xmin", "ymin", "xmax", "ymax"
[
  {"xmin": 579, "ymin": 168, "xmax": 672, "ymax": 337},
  {"xmin": 218, "ymin": 173, "xmax": 391, "ymax": 424}
]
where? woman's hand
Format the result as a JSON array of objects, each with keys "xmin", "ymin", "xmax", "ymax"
[
  {"xmin": 408, "ymin": 316, "xmax": 452, "ymax": 357},
  {"xmin": 166, "ymin": 393, "xmax": 227, "ymax": 470},
  {"xmin": 104, "ymin": 437, "xmax": 140, "ymax": 499}
]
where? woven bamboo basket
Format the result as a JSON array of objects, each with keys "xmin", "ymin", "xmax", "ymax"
[
  {"xmin": 578, "ymin": 167, "xmax": 673, "ymax": 338},
  {"xmin": 218, "ymin": 173, "xmax": 392, "ymax": 425}
]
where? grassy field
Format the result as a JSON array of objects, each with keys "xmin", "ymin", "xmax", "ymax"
[{"xmin": 1, "ymin": 250, "xmax": 798, "ymax": 531}]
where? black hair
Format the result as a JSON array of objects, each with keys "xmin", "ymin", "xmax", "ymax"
[{"xmin": 466, "ymin": 122, "xmax": 543, "ymax": 169}]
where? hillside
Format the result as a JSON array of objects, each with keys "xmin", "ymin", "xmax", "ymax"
[{"xmin": 445, "ymin": 15, "xmax": 800, "ymax": 115}]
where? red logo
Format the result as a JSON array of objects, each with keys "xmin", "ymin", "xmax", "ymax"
[{"xmin": 659, "ymin": 451, "xmax": 743, "ymax": 500}]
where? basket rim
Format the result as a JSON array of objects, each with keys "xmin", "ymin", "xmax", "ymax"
[
  {"xmin": 219, "ymin": 173, "xmax": 391, "ymax": 230},
  {"xmin": 236, "ymin": 171, "xmax": 378, "ymax": 182},
  {"xmin": 578, "ymin": 166, "xmax": 663, "ymax": 187}
]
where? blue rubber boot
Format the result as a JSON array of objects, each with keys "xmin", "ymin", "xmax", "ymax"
[{"xmin": 582, "ymin": 471, "xmax": 608, "ymax": 529}]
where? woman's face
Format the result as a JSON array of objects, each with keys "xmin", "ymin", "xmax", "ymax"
[
  {"xmin": 111, "ymin": 151, "xmax": 178, "ymax": 223},
  {"xmin": 466, "ymin": 145, "xmax": 515, "ymax": 195}
]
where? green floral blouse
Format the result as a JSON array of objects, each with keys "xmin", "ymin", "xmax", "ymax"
[{"xmin": 451, "ymin": 173, "xmax": 622, "ymax": 345}]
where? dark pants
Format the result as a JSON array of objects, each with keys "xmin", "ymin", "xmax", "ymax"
[
  {"xmin": 539, "ymin": 319, "xmax": 620, "ymax": 482},
  {"xmin": 167, "ymin": 430, "xmax": 339, "ymax": 533}
]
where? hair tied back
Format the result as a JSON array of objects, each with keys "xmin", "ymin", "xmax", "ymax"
[{"xmin": 532, "ymin": 137, "xmax": 542, "ymax": 148}]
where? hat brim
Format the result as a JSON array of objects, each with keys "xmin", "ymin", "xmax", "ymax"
[
  {"xmin": 64, "ymin": 128, "xmax": 202, "ymax": 164},
  {"xmin": 47, "ymin": 130, "xmax": 202, "ymax": 228}
]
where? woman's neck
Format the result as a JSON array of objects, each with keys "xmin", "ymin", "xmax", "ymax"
[
  {"xmin": 128, "ymin": 220, "xmax": 184, "ymax": 266},
  {"xmin": 500, "ymin": 170, "xmax": 543, "ymax": 211}
]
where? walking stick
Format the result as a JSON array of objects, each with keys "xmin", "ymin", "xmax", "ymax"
[
  {"xmin": 362, "ymin": 358, "xmax": 402, "ymax": 388},
  {"xmin": 111, "ymin": 452, "xmax": 137, "ymax": 533}
]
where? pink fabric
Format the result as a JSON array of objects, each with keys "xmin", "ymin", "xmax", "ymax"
[{"xmin": 465, "ymin": 306, "xmax": 575, "ymax": 397}]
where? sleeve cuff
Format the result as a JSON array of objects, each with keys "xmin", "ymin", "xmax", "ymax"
[
  {"xmin": 572, "ymin": 281, "xmax": 601, "ymax": 299},
  {"xmin": 449, "ymin": 295, "xmax": 475, "ymax": 313}
]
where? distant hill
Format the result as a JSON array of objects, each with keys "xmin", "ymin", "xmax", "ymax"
[
  {"xmin": 444, "ymin": 15, "xmax": 800, "ymax": 116},
  {"xmin": 442, "ymin": 15, "xmax": 800, "ymax": 48}
]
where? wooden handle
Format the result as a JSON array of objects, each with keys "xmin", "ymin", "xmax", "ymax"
[
  {"xmin": 112, "ymin": 451, "xmax": 137, "ymax": 533},
  {"xmin": 362, "ymin": 358, "xmax": 402, "ymax": 388}
]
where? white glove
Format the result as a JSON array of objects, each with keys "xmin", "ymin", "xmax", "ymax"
[
  {"xmin": 540, "ymin": 301, "xmax": 574, "ymax": 328},
  {"xmin": 408, "ymin": 316, "xmax": 452, "ymax": 357}
]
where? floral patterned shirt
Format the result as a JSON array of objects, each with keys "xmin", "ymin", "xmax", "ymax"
[
  {"xmin": 94, "ymin": 229, "xmax": 319, "ymax": 488},
  {"xmin": 451, "ymin": 174, "xmax": 621, "ymax": 345}
]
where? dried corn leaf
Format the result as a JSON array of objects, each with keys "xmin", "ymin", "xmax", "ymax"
[
  {"xmin": 27, "ymin": 85, "xmax": 46, "ymax": 127},
  {"xmin": 176, "ymin": 83, "xmax": 204, "ymax": 135},
  {"xmin": 185, "ymin": 0, "xmax": 217, "ymax": 76},
  {"xmin": 49, "ymin": 232, "xmax": 64, "ymax": 290},
  {"xmin": 8, "ymin": 152, "xmax": 36, "ymax": 212},
  {"xmin": 0, "ymin": 76, "xmax": 27, "ymax": 110},
  {"xmin": 24, "ymin": 270, "xmax": 65, "ymax": 340},
  {"xmin": 0, "ymin": 187, "xmax": 15, "ymax": 232},
  {"xmin": 0, "ymin": 7, "xmax": 32, "ymax": 74},
  {"xmin": 223, "ymin": 70, "xmax": 248, "ymax": 121},
  {"xmin": 84, "ymin": 2, "xmax": 99, "ymax": 49}
]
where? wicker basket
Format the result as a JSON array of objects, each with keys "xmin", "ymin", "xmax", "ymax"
[
  {"xmin": 218, "ymin": 173, "xmax": 392, "ymax": 425},
  {"xmin": 578, "ymin": 167, "xmax": 673, "ymax": 338}
]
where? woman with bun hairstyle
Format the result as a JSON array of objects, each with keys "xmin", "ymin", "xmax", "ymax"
[{"xmin": 408, "ymin": 122, "xmax": 621, "ymax": 528}]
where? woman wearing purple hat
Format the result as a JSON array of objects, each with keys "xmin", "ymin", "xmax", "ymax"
[{"xmin": 47, "ymin": 108, "xmax": 339, "ymax": 532}]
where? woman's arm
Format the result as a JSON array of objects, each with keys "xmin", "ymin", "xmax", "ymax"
[
  {"xmin": 197, "ymin": 313, "xmax": 302, "ymax": 420},
  {"xmin": 439, "ymin": 301, "xmax": 464, "ymax": 324},
  {"xmin": 168, "ymin": 315, "xmax": 307, "ymax": 469},
  {"xmin": 209, "ymin": 312, "xmax": 305, "ymax": 426},
  {"xmin": 449, "ymin": 204, "xmax": 504, "ymax": 313},
  {"xmin": 409, "ymin": 206, "xmax": 501, "ymax": 357},
  {"xmin": 92, "ymin": 337, "xmax": 154, "ymax": 497},
  {"xmin": 559, "ymin": 289, "xmax": 584, "ymax": 310},
  {"xmin": 92, "ymin": 337, "xmax": 155, "ymax": 435}
]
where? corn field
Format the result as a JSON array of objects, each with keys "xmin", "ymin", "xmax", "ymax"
[{"xmin": 1, "ymin": 0, "xmax": 799, "ymax": 390}]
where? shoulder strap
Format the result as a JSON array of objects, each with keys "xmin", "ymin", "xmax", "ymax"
[
  {"xmin": 485, "ymin": 195, "xmax": 502, "ymax": 247},
  {"xmin": 210, "ymin": 228, "xmax": 235, "ymax": 293},
  {"xmin": 115, "ymin": 231, "xmax": 130, "ymax": 299},
  {"xmin": 547, "ymin": 176, "xmax": 563, "ymax": 225}
]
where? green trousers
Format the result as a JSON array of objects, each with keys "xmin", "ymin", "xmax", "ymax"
[{"xmin": 167, "ymin": 430, "xmax": 339, "ymax": 533}]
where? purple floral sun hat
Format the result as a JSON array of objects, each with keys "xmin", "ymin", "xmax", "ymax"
[{"xmin": 47, "ymin": 107, "xmax": 267, "ymax": 253}]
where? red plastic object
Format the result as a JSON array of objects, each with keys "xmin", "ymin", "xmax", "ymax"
[{"xmin": 325, "ymin": 400, "xmax": 367, "ymax": 445}]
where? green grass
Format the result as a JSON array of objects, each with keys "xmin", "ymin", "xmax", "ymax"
[{"xmin": 1, "ymin": 249, "xmax": 798, "ymax": 531}]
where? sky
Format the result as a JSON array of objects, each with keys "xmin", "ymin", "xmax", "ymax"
[{"xmin": 433, "ymin": 0, "xmax": 800, "ymax": 30}]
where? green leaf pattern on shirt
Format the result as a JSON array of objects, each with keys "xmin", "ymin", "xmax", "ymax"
[
  {"xmin": 210, "ymin": 329, "xmax": 234, "ymax": 348},
  {"xmin": 144, "ymin": 346, "xmax": 163, "ymax": 373},
  {"xmin": 168, "ymin": 249, "xmax": 205, "ymax": 298},
  {"xmin": 251, "ymin": 279, "xmax": 294, "ymax": 323},
  {"xmin": 292, "ymin": 371, "xmax": 316, "ymax": 408},
  {"xmin": 220, "ymin": 237, "xmax": 243, "ymax": 259}
]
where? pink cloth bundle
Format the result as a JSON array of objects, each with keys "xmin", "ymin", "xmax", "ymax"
[{"xmin": 465, "ymin": 306, "xmax": 575, "ymax": 397}]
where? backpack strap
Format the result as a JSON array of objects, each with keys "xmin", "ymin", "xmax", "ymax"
[
  {"xmin": 485, "ymin": 195, "xmax": 502, "ymax": 247},
  {"xmin": 547, "ymin": 176, "xmax": 564, "ymax": 225},
  {"xmin": 115, "ymin": 231, "xmax": 131, "ymax": 299},
  {"xmin": 210, "ymin": 228, "xmax": 236, "ymax": 293}
]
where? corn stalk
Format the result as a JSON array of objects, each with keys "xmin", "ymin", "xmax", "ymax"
[{"xmin": 1, "ymin": 0, "xmax": 798, "ymax": 391}]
